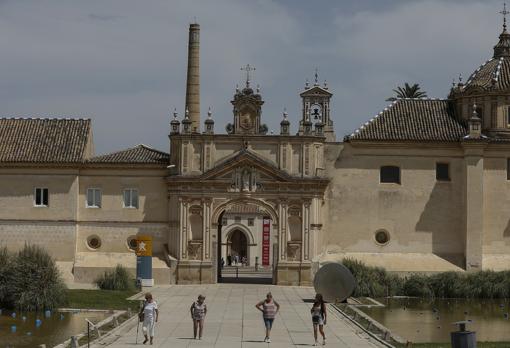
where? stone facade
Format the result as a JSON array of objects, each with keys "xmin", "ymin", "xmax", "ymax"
[{"xmin": 2, "ymin": 21, "xmax": 510, "ymax": 286}]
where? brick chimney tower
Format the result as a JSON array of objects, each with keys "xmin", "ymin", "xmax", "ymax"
[{"xmin": 185, "ymin": 23, "xmax": 200, "ymax": 133}]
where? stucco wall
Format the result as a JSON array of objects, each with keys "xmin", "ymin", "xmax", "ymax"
[{"xmin": 321, "ymin": 143, "xmax": 466, "ymax": 269}]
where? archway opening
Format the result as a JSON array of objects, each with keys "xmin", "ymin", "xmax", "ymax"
[{"xmin": 216, "ymin": 200, "xmax": 276, "ymax": 284}]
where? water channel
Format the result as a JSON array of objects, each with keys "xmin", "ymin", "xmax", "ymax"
[
  {"xmin": 360, "ymin": 298, "xmax": 510, "ymax": 343},
  {"xmin": 0, "ymin": 310, "xmax": 108, "ymax": 348}
]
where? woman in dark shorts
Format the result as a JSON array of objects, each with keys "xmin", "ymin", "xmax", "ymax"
[
  {"xmin": 255, "ymin": 292, "xmax": 280, "ymax": 343},
  {"xmin": 311, "ymin": 293, "xmax": 327, "ymax": 345}
]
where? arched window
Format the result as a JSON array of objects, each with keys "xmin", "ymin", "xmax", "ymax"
[{"xmin": 380, "ymin": 166, "xmax": 400, "ymax": 184}]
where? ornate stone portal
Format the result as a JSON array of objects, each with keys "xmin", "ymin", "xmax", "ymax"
[{"xmin": 167, "ymin": 69, "xmax": 329, "ymax": 285}]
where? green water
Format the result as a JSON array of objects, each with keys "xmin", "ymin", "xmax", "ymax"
[
  {"xmin": 0, "ymin": 310, "xmax": 108, "ymax": 348},
  {"xmin": 360, "ymin": 298, "xmax": 510, "ymax": 343}
]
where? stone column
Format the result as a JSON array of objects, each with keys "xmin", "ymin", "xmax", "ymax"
[
  {"xmin": 179, "ymin": 199, "xmax": 189, "ymax": 259},
  {"xmin": 202, "ymin": 199, "xmax": 212, "ymax": 260},
  {"xmin": 278, "ymin": 200, "xmax": 288, "ymax": 261},
  {"xmin": 302, "ymin": 201, "xmax": 311, "ymax": 261},
  {"xmin": 463, "ymin": 143, "xmax": 486, "ymax": 271}
]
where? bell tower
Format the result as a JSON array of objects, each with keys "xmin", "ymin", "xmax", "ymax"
[{"xmin": 298, "ymin": 69, "xmax": 335, "ymax": 141}]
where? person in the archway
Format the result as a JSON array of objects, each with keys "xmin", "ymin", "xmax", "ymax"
[
  {"xmin": 311, "ymin": 293, "xmax": 327, "ymax": 346},
  {"xmin": 140, "ymin": 292, "xmax": 158, "ymax": 345},
  {"xmin": 190, "ymin": 295, "xmax": 207, "ymax": 340},
  {"xmin": 255, "ymin": 292, "xmax": 280, "ymax": 343}
]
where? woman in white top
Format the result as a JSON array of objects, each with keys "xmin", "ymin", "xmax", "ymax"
[
  {"xmin": 140, "ymin": 292, "xmax": 158, "ymax": 345},
  {"xmin": 190, "ymin": 294, "xmax": 207, "ymax": 339}
]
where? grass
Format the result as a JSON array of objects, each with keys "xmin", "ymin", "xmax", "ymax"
[{"xmin": 65, "ymin": 289, "xmax": 140, "ymax": 311}]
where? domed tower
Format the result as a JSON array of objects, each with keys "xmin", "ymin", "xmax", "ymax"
[{"xmin": 450, "ymin": 6, "xmax": 510, "ymax": 138}]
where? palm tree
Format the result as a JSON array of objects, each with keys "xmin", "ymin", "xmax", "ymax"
[{"xmin": 386, "ymin": 83, "xmax": 427, "ymax": 101}]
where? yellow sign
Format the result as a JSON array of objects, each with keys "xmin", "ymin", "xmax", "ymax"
[{"xmin": 135, "ymin": 235, "xmax": 152, "ymax": 256}]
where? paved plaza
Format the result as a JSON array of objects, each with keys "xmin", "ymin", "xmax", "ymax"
[{"xmin": 101, "ymin": 284, "xmax": 383, "ymax": 348}]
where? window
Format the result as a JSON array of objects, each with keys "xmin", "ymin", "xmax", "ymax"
[
  {"xmin": 436, "ymin": 163, "xmax": 450, "ymax": 181},
  {"xmin": 248, "ymin": 218, "xmax": 254, "ymax": 226},
  {"xmin": 380, "ymin": 166, "xmax": 400, "ymax": 184},
  {"xmin": 87, "ymin": 235, "xmax": 101, "ymax": 249},
  {"xmin": 127, "ymin": 237, "xmax": 138, "ymax": 250},
  {"xmin": 123, "ymin": 189, "xmax": 139, "ymax": 208},
  {"xmin": 86, "ymin": 188, "xmax": 102, "ymax": 208},
  {"xmin": 235, "ymin": 216, "xmax": 241, "ymax": 223},
  {"xmin": 375, "ymin": 230, "xmax": 390, "ymax": 245},
  {"xmin": 34, "ymin": 188, "xmax": 48, "ymax": 207}
]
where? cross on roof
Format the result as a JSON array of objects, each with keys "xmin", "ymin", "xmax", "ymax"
[
  {"xmin": 241, "ymin": 64, "xmax": 256, "ymax": 88},
  {"xmin": 501, "ymin": 3, "xmax": 509, "ymax": 30},
  {"xmin": 314, "ymin": 67, "xmax": 319, "ymax": 85}
]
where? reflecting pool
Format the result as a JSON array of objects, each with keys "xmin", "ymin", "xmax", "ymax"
[
  {"xmin": 0, "ymin": 310, "xmax": 108, "ymax": 348},
  {"xmin": 360, "ymin": 298, "xmax": 510, "ymax": 343}
]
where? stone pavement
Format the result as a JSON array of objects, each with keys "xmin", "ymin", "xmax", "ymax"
[{"xmin": 103, "ymin": 284, "xmax": 383, "ymax": 348}]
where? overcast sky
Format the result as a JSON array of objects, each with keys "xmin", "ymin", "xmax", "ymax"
[{"xmin": 0, "ymin": 0, "xmax": 506, "ymax": 154}]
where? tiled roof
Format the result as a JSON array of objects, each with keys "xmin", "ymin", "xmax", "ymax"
[
  {"xmin": 225, "ymin": 204, "xmax": 262, "ymax": 214},
  {"xmin": 346, "ymin": 99, "xmax": 467, "ymax": 142},
  {"xmin": 463, "ymin": 57, "xmax": 510, "ymax": 91},
  {"xmin": 87, "ymin": 144, "xmax": 169, "ymax": 164},
  {"xmin": 0, "ymin": 118, "xmax": 91, "ymax": 163}
]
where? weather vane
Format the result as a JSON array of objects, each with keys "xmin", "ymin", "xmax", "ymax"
[
  {"xmin": 500, "ymin": 3, "xmax": 509, "ymax": 30},
  {"xmin": 241, "ymin": 64, "xmax": 256, "ymax": 88}
]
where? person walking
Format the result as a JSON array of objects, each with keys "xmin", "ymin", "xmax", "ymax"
[
  {"xmin": 190, "ymin": 295, "xmax": 207, "ymax": 340},
  {"xmin": 255, "ymin": 292, "xmax": 280, "ymax": 343},
  {"xmin": 140, "ymin": 292, "xmax": 158, "ymax": 345},
  {"xmin": 311, "ymin": 293, "xmax": 327, "ymax": 346}
]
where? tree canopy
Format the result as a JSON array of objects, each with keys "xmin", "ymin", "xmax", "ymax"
[{"xmin": 386, "ymin": 83, "xmax": 427, "ymax": 101}]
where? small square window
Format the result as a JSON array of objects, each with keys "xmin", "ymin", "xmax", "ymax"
[
  {"xmin": 123, "ymin": 189, "xmax": 139, "ymax": 208},
  {"xmin": 248, "ymin": 218, "xmax": 254, "ymax": 226},
  {"xmin": 34, "ymin": 188, "xmax": 48, "ymax": 207},
  {"xmin": 235, "ymin": 216, "xmax": 241, "ymax": 223},
  {"xmin": 436, "ymin": 163, "xmax": 450, "ymax": 181},
  {"xmin": 380, "ymin": 166, "xmax": 400, "ymax": 184},
  {"xmin": 87, "ymin": 188, "xmax": 102, "ymax": 208}
]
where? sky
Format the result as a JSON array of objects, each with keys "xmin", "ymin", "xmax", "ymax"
[{"xmin": 0, "ymin": 0, "xmax": 507, "ymax": 154}]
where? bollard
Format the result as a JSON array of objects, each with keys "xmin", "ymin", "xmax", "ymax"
[
  {"xmin": 70, "ymin": 336, "xmax": 79, "ymax": 348},
  {"xmin": 451, "ymin": 320, "xmax": 476, "ymax": 348}
]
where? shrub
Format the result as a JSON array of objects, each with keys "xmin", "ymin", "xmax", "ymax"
[
  {"xmin": 342, "ymin": 258, "xmax": 402, "ymax": 298},
  {"xmin": 0, "ymin": 246, "xmax": 14, "ymax": 306},
  {"xmin": 9, "ymin": 244, "xmax": 67, "ymax": 311},
  {"xmin": 402, "ymin": 274, "xmax": 433, "ymax": 298},
  {"xmin": 95, "ymin": 265, "xmax": 135, "ymax": 291}
]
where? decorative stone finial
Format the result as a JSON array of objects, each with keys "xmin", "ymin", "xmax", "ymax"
[
  {"xmin": 204, "ymin": 106, "xmax": 214, "ymax": 134},
  {"xmin": 324, "ymin": 80, "xmax": 328, "ymax": 90},
  {"xmin": 494, "ymin": 3, "xmax": 510, "ymax": 58},
  {"xmin": 468, "ymin": 102, "xmax": 482, "ymax": 139},
  {"xmin": 173, "ymin": 107, "xmax": 178, "ymax": 119},
  {"xmin": 185, "ymin": 107, "xmax": 190, "ymax": 119},
  {"xmin": 305, "ymin": 79, "xmax": 310, "ymax": 89},
  {"xmin": 280, "ymin": 107, "xmax": 290, "ymax": 135},
  {"xmin": 207, "ymin": 106, "xmax": 212, "ymax": 118},
  {"xmin": 314, "ymin": 67, "xmax": 319, "ymax": 86},
  {"xmin": 236, "ymin": 84, "xmax": 239, "ymax": 93},
  {"xmin": 256, "ymin": 84, "xmax": 260, "ymax": 94},
  {"xmin": 170, "ymin": 107, "xmax": 180, "ymax": 135}
]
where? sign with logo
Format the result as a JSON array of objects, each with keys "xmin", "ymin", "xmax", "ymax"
[
  {"xmin": 262, "ymin": 218, "xmax": 271, "ymax": 266},
  {"xmin": 135, "ymin": 235, "xmax": 152, "ymax": 257}
]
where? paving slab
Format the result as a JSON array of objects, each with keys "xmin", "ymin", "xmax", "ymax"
[{"xmin": 98, "ymin": 284, "xmax": 383, "ymax": 348}]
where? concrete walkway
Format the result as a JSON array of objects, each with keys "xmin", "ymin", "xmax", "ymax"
[{"xmin": 103, "ymin": 284, "xmax": 383, "ymax": 348}]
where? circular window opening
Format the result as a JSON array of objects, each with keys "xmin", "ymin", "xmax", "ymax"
[
  {"xmin": 127, "ymin": 237, "xmax": 138, "ymax": 250},
  {"xmin": 87, "ymin": 235, "xmax": 101, "ymax": 249},
  {"xmin": 375, "ymin": 230, "xmax": 390, "ymax": 245}
]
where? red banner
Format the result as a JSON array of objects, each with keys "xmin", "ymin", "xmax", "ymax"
[{"xmin": 262, "ymin": 218, "xmax": 271, "ymax": 266}]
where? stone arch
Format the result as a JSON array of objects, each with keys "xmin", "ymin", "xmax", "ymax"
[
  {"xmin": 212, "ymin": 197, "xmax": 278, "ymax": 224},
  {"xmin": 222, "ymin": 223, "xmax": 255, "ymax": 245}
]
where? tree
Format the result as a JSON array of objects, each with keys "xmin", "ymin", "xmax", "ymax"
[{"xmin": 386, "ymin": 83, "xmax": 427, "ymax": 101}]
